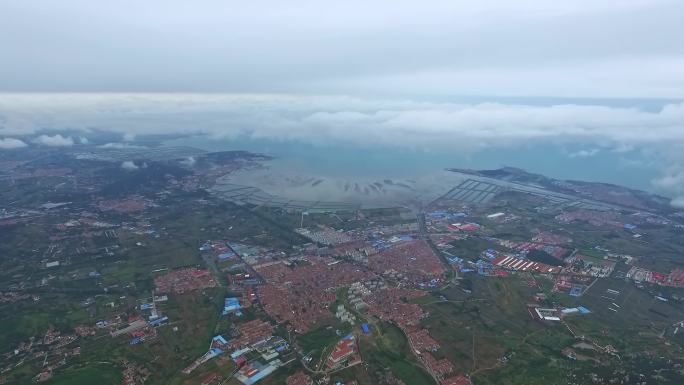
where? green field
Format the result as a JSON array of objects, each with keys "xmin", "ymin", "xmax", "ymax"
[
  {"xmin": 356, "ymin": 322, "xmax": 436, "ymax": 385},
  {"xmin": 47, "ymin": 364, "xmax": 122, "ymax": 385}
]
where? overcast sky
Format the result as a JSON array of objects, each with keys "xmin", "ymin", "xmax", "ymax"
[{"xmin": 1, "ymin": 0, "xmax": 683, "ymax": 97}]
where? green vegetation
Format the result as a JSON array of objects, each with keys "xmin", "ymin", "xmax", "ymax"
[
  {"xmin": 359, "ymin": 322, "xmax": 436, "ymax": 385},
  {"xmin": 47, "ymin": 364, "xmax": 122, "ymax": 385},
  {"xmin": 298, "ymin": 320, "xmax": 351, "ymax": 354}
]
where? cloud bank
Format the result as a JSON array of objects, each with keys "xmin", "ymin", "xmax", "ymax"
[
  {"xmin": 1, "ymin": 93, "xmax": 683, "ymax": 150},
  {"xmin": 0, "ymin": 137, "xmax": 27, "ymax": 149},
  {"xmin": 32, "ymin": 134, "xmax": 74, "ymax": 147}
]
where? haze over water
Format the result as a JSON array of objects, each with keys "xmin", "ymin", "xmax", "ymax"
[{"xmin": 166, "ymin": 135, "xmax": 661, "ymax": 194}]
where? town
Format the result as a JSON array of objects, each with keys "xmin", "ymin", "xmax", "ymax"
[{"xmin": 1, "ymin": 146, "xmax": 684, "ymax": 385}]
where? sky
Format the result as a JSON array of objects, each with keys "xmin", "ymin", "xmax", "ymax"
[
  {"xmin": 0, "ymin": 1, "xmax": 683, "ymax": 204},
  {"xmin": 1, "ymin": 0, "xmax": 683, "ymax": 96}
]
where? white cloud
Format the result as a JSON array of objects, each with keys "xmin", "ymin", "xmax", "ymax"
[
  {"xmin": 180, "ymin": 156, "xmax": 196, "ymax": 167},
  {"xmin": 122, "ymin": 133, "xmax": 136, "ymax": 142},
  {"xmin": 671, "ymin": 196, "xmax": 684, "ymax": 209},
  {"xmin": 98, "ymin": 142, "xmax": 147, "ymax": 149},
  {"xmin": 33, "ymin": 134, "xmax": 74, "ymax": 147},
  {"xmin": 0, "ymin": 137, "xmax": 27, "ymax": 149},
  {"xmin": 652, "ymin": 171, "xmax": 684, "ymax": 192},
  {"xmin": 569, "ymin": 149, "xmax": 600, "ymax": 158},
  {"xmin": 612, "ymin": 143, "xmax": 635, "ymax": 153},
  {"xmin": 78, "ymin": 136, "xmax": 89, "ymax": 144},
  {"xmin": 121, "ymin": 161, "xmax": 139, "ymax": 170},
  {"xmin": 654, "ymin": 174, "xmax": 684, "ymax": 190},
  {"xmin": 651, "ymin": 153, "xmax": 684, "ymax": 199},
  {"xmin": 1, "ymin": 94, "xmax": 683, "ymax": 150}
]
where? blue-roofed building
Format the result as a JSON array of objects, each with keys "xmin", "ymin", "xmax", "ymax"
[
  {"xmin": 223, "ymin": 297, "xmax": 242, "ymax": 315},
  {"xmin": 149, "ymin": 316, "xmax": 169, "ymax": 327},
  {"xmin": 569, "ymin": 284, "xmax": 583, "ymax": 297},
  {"xmin": 361, "ymin": 324, "xmax": 370, "ymax": 334},
  {"xmin": 275, "ymin": 343, "xmax": 289, "ymax": 352},
  {"xmin": 427, "ymin": 210, "xmax": 448, "ymax": 218},
  {"xmin": 483, "ymin": 249, "xmax": 499, "ymax": 259},
  {"xmin": 447, "ymin": 255, "xmax": 464, "ymax": 264},
  {"xmin": 213, "ymin": 335, "xmax": 228, "ymax": 345}
]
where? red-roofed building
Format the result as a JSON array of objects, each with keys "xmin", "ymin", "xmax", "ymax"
[
  {"xmin": 408, "ymin": 329, "xmax": 440, "ymax": 352},
  {"xmin": 201, "ymin": 373, "xmax": 217, "ymax": 385},
  {"xmin": 234, "ymin": 355, "xmax": 247, "ymax": 367},
  {"xmin": 423, "ymin": 352, "xmax": 454, "ymax": 379},
  {"xmin": 330, "ymin": 339, "xmax": 355, "ymax": 363},
  {"xmin": 667, "ymin": 269, "xmax": 684, "ymax": 287},
  {"xmin": 286, "ymin": 371, "xmax": 314, "ymax": 385},
  {"xmin": 327, "ymin": 338, "xmax": 360, "ymax": 369}
]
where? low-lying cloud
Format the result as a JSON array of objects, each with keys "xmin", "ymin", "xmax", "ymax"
[
  {"xmin": 671, "ymin": 196, "xmax": 684, "ymax": 209},
  {"xmin": 650, "ymin": 149, "xmax": 684, "ymax": 204},
  {"xmin": 653, "ymin": 171, "xmax": 684, "ymax": 192},
  {"xmin": 33, "ymin": 134, "xmax": 74, "ymax": 147},
  {"xmin": 180, "ymin": 156, "xmax": 196, "ymax": 167},
  {"xmin": 121, "ymin": 161, "xmax": 139, "ymax": 170},
  {"xmin": 0, "ymin": 137, "xmax": 27, "ymax": 149},
  {"xmin": 0, "ymin": 94, "xmax": 683, "ymax": 149},
  {"xmin": 568, "ymin": 148, "xmax": 601, "ymax": 158},
  {"xmin": 98, "ymin": 142, "xmax": 147, "ymax": 149}
]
